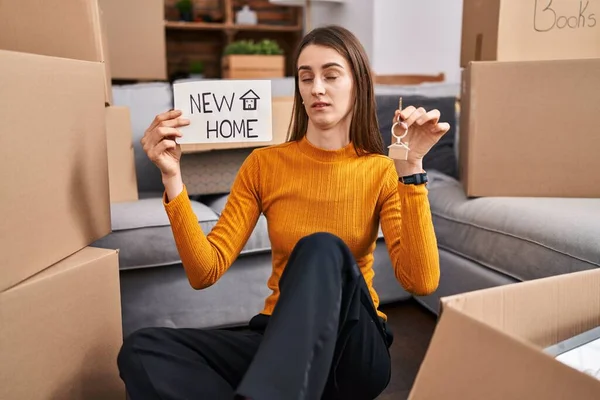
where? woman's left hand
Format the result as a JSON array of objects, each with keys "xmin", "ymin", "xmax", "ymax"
[{"xmin": 391, "ymin": 106, "xmax": 450, "ymax": 175}]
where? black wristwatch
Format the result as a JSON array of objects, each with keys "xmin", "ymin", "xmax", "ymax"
[{"xmin": 399, "ymin": 172, "xmax": 428, "ymax": 185}]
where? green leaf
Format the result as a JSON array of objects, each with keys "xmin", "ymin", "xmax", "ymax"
[{"xmin": 224, "ymin": 39, "xmax": 283, "ymax": 55}]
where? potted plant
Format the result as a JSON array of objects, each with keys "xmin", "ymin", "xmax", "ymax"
[
  {"xmin": 189, "ymin": 60, "xmax": 205, "ymax": 79},
  {"xmin": 176, "ymin": 0, "xmax": 194, "ymax": 22},
  {"xmin": 222, "ymin": 39, "xmax": 285, "ymax": 79}
]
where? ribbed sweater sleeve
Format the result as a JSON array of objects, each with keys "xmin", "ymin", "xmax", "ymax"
[
  {"xmin": 379, "ymin": 164, "xmax": 440, "ymax": 295},
  {"xmin": 163, "ymin": 151, "xmax": 262, "ymax": 289}
]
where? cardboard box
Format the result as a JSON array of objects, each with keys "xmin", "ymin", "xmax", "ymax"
[
  {"xmin": 0, "ymin": 0, "xmax": 113, "ymax": 104},
  {"xmin": 181, "ymin": 96, "xmax": 293, "ymax": 153},
  {"xmin": 459, "ymin": 58, "xmax": 600, "ymax": 198},
  {"xmin": 99, "ymin": 6, "xmax": 115, "ymax": 105},
  {"xmin": 409, "ymin": 268, "xmax": 600, "ymax": 399},
  {"xmin": 0, "ymin": 50, "xmax": 111, "ymax": 292},
  {"xmin": 106, "ymin": 106, "xmax": 139, "ymax": 203},
  {"xmin": 0, "ymin": 247, "xmax": 124, "ymax": 399},
  {"xmin": 99, "ymin": 0, "xmax": 167, "ymax": 80},
  {"xmin": 461, "ymin": 0, "xmax": 600, "ymax": 66},
  {"xmin": 222, "ymin": 55, "xmax": 286, "ymax": 79}
]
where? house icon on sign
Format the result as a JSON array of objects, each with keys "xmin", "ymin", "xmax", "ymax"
[{"xmin": 240, "ymin": 89, "xmax": 260, "ymax": 111}]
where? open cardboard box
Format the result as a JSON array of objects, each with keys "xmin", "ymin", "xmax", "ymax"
[
  {"xmin": 410, "ymin": 269, "xmax": 600, "ymax": 399},
  {"xmin": 461, "ymin": 0, "xmax": 600, "ymax": 66}
]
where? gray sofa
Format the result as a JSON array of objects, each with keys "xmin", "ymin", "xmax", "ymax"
[
  {"xmin": 93, "ymin": 81, "xmax": 600, "ymax": 338},
  {"xmin": 417, "ymin": 172, "xmax": 600, "ymax": 312}
]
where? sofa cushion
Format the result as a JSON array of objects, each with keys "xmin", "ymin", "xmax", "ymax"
[
  {"xmin": 93, "ymin": 197, "xmax": 218, "ymax": 270},
  {"xmin": 427, "ymin": 171, "xmax": 600, "ymax": 281},
  {"xmin": 111, "ymin": 197, "xmax": 216, "ymax": 231}
]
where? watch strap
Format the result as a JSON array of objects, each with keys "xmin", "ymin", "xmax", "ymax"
[{"xmin": 399, "ymin": 172, "xmax": 428, "ymax": 185}]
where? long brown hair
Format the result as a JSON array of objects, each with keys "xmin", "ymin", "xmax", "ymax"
[{"xmin": 286, "ymin": 25, "xmax": 384, "ymax": 156}]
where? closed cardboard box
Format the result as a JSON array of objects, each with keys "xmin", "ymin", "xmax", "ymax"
[
  {"xmin": 459, "ymin": 58, "xmax": 600, "ymax": 198},
  {"xmin": 0, "ymin": 50, "xmax": 111, "ymax": 292},
  {"xmin": 106, "ymin": 106, "xmax": 139, "ymax": 203},
  {"xmin": 409, "ymin": 268, "xmax": 600, "ymax": 399},
  {"xmin": 461, "ymin": 0, "xmax": 600, "ymax": 66},
  {"xmin": 99, "ymin": 0, "xmax": 167, "ymax": 80},
  {"xmin": 0, "ymin": 0, "xmax": 113, "ymax": 104},
  {"xmin": 0, "ymin": 247, "xmax": 124, "ymax": 399}
]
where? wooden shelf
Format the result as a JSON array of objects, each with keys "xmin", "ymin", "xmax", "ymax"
[
  {"xmin": 164, "ymin": 0, "xmax": 304, "ymax": 79},
  {"xmin": 165, "ymin": 21, "xmax": 227, "ymax": 31},
  {"xmin": 165, "ymin": 21, "xmax": 302, "ymax": 33},
  {"xmin": 232, "ymin": 23, "xmax": 302, "ymax": 32}
]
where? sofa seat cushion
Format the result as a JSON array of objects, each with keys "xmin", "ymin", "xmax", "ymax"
[
  {"xmin": 427, "ymin": 172, "xmax": 600, "ymax": 281},
  {"xmin": 93, "ymin": 196, "xmax": 219, "ymax": 270}
]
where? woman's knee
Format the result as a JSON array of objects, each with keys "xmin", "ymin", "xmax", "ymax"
[
  {"xmin": 292, "ymin": 232, "xmax": 357, "ymax": 277},
  {"xmin": 296, "ymin": 231, "xmax": 346, "ymax": 252}
]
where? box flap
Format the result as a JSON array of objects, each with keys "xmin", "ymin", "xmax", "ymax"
[
  {"xmin": 106, "ymin": 106, "xmax": 139, "ymax": 203},
  {"xmin": 99, "ymin": 0, "xmax": 167, "ymax": 80},
  {"xmin": 461, "ymin": 0, "xmax": 600, "ymax": 65},
  {"xmin": 497, "ymin": 0, "xmax": 600, "ymax": 62},
  {"xmin": 98, "ymin": 5, "xmax": 113, "ymax": 105},
  {"xmin": 458, "ymin": 66, "xmax": 473, "ymax": 191},
  {"xmin": 409, "ymin": 305, "xmax": 600, "ymax": 399},
  {"xmin": 460, "ymin": 0, "xmax": 501, "ymax": 66},
  {"xmin": 441, "ymin": 268, "xmax": 600, "ymax": 348}
]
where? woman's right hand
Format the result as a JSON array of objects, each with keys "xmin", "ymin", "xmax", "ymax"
[{"xmin": 141, "ymin": 109, "xmax": 190, "ymax": 179}]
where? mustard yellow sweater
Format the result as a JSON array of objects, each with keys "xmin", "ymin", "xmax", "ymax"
[{"xmin": 164, "ymin": 136, "xmax": 440, "ymax": 320}]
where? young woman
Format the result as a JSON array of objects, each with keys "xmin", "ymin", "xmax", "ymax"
[{"xmin": 118, "ymin": 25, "xmax": 449, "ymax": 400}]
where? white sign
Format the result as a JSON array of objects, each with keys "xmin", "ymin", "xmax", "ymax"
[{"xmin": 173, "ymin": 80, "xmax": 272, "ymax": 145}]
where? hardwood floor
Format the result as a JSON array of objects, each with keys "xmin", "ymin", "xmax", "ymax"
[{"xmin": 377, "ymin": 299, "xmax": 438, "ymax": 400}]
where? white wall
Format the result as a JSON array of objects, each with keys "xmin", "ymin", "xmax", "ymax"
[
  {"xmin": 373, "ymin": 0, "xmax": 463, "ymax": 83},
  {"xmin": 308, "ymin": 0, "xmax": 464, "ymax": 83},
  {"xmin": 311, "ymin": 0, "xmax": 375, "ymax": 61}
]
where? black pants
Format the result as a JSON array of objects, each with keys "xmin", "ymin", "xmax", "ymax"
[{"xmin": 117, "ymin": 232, "xmax": 393, "ymax": 400}]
